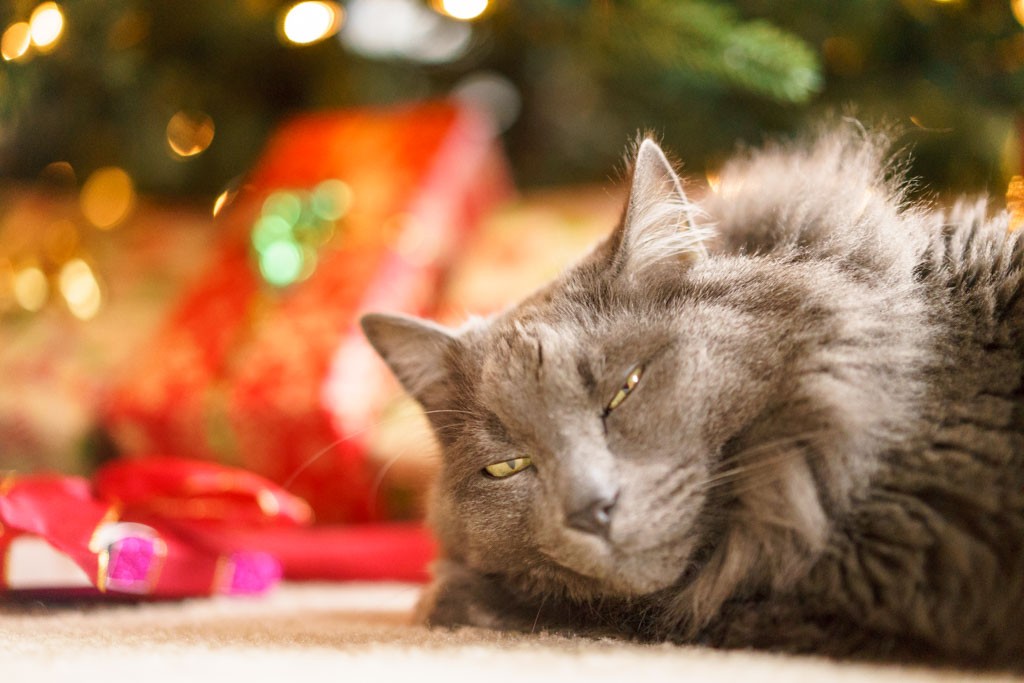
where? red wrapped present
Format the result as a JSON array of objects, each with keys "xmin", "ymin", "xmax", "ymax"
[
  {"xmin": 0, "ymin": 458, "xmax": 434, "ymax": 598},
  {"xmin": 103, "ymin": 101, "xmax": 512, "ymax": 523},
  {"xmin": 0, "ymin": 463, "xmax": 288, "ymax": 597}
]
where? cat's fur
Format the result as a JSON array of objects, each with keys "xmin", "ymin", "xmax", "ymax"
[{"xmin": 361, "ymin": 125, "xmax": 1024, "ymax": 669}]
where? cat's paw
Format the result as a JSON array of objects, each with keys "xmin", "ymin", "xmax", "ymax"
[
  {"xmin": 415, "ymin": 560, "xmax": 545, "ymax": 632},
  {"xmin": 415, "ymin": 561, "xmax": 502, "ymax": 629}
]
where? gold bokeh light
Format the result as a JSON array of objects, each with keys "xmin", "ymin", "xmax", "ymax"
[
  {"xmin": 166, "ymin": 110, "xmax": 215, "ymax": 158},
  {"xmin": 13, "ymin": 266, "xmax": 48, "ymax": 312},
  {"xmin": 434, "ymin": 0, "xmax": 488, "ymax": 21},
  {"xmin": 1, "ymin": 22, "xmax": 31, "ymax": 61},
  {"xmin": 80, "ymin": 167, "xmax": 135, "ymax": 230},
  {"xmin": 1014, "ymin": 0, "xmax": 1024, "ymax": 28},
  {"xmin": 213, "ymin": 187, "xmax": 237, "ymax": 217},
  {"xmin": 281, "ymin": 1, "xmax": 344, "ymax": 45},
  {"xmin": 59, "ymin": 258, "xmax": 102, "ymax": 320},
  {"xmin": 29, "ymin": 2, "xmax": 64, "ymax": 51}
]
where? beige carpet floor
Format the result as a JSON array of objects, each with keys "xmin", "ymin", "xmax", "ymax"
[{"xmin": 1, "ymin": 582, "xmax": 1019, "ymax": 682}]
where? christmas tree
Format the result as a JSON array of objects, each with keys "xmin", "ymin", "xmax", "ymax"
[{"xmin": 0, "ymin": 0, "xmax": 1021, "ymax": 195}]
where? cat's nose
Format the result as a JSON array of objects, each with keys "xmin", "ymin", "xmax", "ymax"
[{"xmin": 565, "ymin": 491, "xmax": 618, "ymax": 538}]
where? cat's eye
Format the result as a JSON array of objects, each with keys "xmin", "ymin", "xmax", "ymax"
[
  {"xmin": 606, "ymin": 365, "xmax": 644, "ymax": 413},
  {"xmin": 483, "ymin": 457, "xmax": 533, "ymax": 478}
]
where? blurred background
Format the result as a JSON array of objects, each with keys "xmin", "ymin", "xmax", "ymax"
[
  {"xmin": 2, "ymin": 0, "xmax": 1024, "ymax": 526},
  {"xmin": 4, "ymin": 0, "xmax": 1024, "ymax": 194}
]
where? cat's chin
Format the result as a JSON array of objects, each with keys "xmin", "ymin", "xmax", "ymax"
[{"xmin": 542, "ymin": 531, "xmax": 692, "ymax": 598}]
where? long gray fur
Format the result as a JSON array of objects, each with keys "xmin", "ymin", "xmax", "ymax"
[{"xmin": 360, "ymin": 124, "xmax": 1024, "ymax": 669}]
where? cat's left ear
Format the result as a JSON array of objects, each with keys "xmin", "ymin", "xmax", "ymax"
[
  {"xmin": 360, "ymin": 312, "xmax": 456, "ymax": 411},
  {"xmin": 609, "ymin": 138, "xmax": 710, "ymax": 277}
]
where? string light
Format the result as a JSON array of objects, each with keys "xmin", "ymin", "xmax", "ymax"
[
  {"xmin": 259, "ymin": 241, "xmax": 304, "ymax": 286},
  {"xmin": 213, "ymin": 189, "xmax": 235, "ymax": 218},
  {"xmin": 705, "ymin": 171, "xmax": 721, "ymax": 194},
  {"xmin": 1014, "ymin": 0, "xmax": 1024, "ymax": 28},
  {"xmin": 13, "ymin": 266, "xmax": 48, "ymax": 312},
  {"xmin": 40, "ymin": 161, "xmax": 76, "ymax": 187},
  {"xmin": 263, "ymin": 191, "xmax": 303, "ymax": 226},
  {"xmin": 310, "ymin": 179, "xmax": 352, "ymax": 221},
  {"xmin": 433, "ymin": 0, "xmax": 488, "ymax": 21},
  {"xmin": 341, "ymin": 0, "xmax": 471, "ymax": 63},
  {"xmin": 166, "ymin": 110, "xmax": 215, "ymax": 158},
  {"xmin": 80, "ymin": 167, "xmax": 135, "ymax": 230},
  {"xmin": 58, "ymin": 258, "xmax": 102, "ymax": 320},
  {"xmin": 452, "ymin": 72, "xmax": 521, "ymax": 132},
  {"xmin": 281, "ymin": 1, "xmax": 344, "ymax": 46},
  {"xmin": 1007, "ymin": 176, "xmax": 1024, "ymax": 231},
  {"xmin": 252, "ymin": 215, "xmax": 293, "ymax": 253},
  {"xmin": 1, "ymin": 22, "xmax": 31, "ymax": 61},
  {"xmin": 251, "ymin": 179, "xmax": 351, "ymax": 288},
  {"xmin": 29, "ymin": 2, "xmax": 64, "ymax": 51}
]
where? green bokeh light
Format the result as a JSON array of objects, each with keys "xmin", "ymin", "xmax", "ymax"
[
  {"xmin": 262, "ymin": 191, "xmax": 303, "ymax": 226},
  {"xmin": 259, "ymin": 240, "xmax": 304, "ymax": 287},
  {"xmin": 252, "ymin": 214, "xmax": 294, "ymax": 253},
  {"xmin": 311, "ymin": 179, "xmax": 352, "ymax": 222}
]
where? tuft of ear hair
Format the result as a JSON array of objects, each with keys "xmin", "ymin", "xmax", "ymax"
[{"xmin": 609, "ymin": 138, "xmax": 712, "ymax": 278}]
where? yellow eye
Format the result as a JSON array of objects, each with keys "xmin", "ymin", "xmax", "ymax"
[
  {"xmin": 484, "ymin": 456, "xmax": 533, "ymax": 478},
  {"xmin": 607, "ymin": 364, "xmax": 644, "ymax": 412}
]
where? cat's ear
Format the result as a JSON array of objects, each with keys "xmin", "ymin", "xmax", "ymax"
[
  {"xmin": 360, "ymin": 312, "xmax": 456, "ymax": 409},
  {"xmin": 608, "ymin": 138, "xmax": 710, "ymax": 277}
]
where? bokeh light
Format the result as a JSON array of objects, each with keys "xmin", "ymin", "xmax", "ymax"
[
  {"xmin": 1007, "ymin": 176, "xmax": 1024, "ymax": 231},
  {"xmin": 259, "ymin": 241, "xmax": 304, "ymax": 287},
  {"xmin": 452, "ymin": 71, "xmax": 521, "ymax": 132},
  {"xmin": 1, "ymin": 22, "xmax": 31, "ymax": 61},
  {"xmin": 281, "ymin": 1, "xmax": 344, "ymax": 45},
  {"xmin": 13, "ymin": 266, "xmax": 48, "ymax": 312},
  {"xmin": 341, "ymin": 0, "xmax": 471, "ymax": 64},
  {"xmin": 311, "ymin": 179, "xmax": 352, "ymax": 221},
  {"xmin": 263, "ymin": 191, "xmax": 303, "ymax": 226},
  {"xmin": 40, "ymin": 160, "xmax": 76, "ymax": 187},
  {"xmin": 29, "ymin": 2, "xmax": 64, "ymax": 51},
  {"xmin": 433, "ymin": 0, "xmax": 488, "ymax": 21},
  {"xmin": 213, "ymin": 189, "xmax": 235, "ymax": 218},
  {"xmin": 252, "ymin": 215, "xmax": 294, "ymax": 253},
  {"xmin": 1014, "ymin": 0, "xmax": 1024, "ymax": 28},
  {"xmin": 58, "ymin": 258, "xmax": 102, "ymax": 320},
  {"xmin": 166, "ymin": 110, "xmax": 215, "ymax": 158},
  {"xmin": 80, "ymin": 167, "xmax": 135, "ymax": 230},
  {"xmin": 705, "ymin": 171, "xmax": 721, "ymax": 194},
  {"xmin": 251, "ymin": 182, "xmax": 351, "ymax": 287}
]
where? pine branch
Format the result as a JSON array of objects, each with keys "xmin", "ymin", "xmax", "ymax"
[{"xmin": 588, "ymin": 0, "xmax": 823, "ymax": 103}]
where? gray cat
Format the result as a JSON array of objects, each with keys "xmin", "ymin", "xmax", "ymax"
[{"xmin": 361, "ymin": 125, "xmax": 1024, "ymax": 669}]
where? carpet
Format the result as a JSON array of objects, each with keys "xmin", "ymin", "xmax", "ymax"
[{"xmin": 2, "ymin": 582, "xmax": 1019, "ymax": 682}]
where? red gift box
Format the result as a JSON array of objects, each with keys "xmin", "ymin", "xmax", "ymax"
[
  {"xmin": 103, "ymin": 101, "xmax": 512, "ymax": 523},
  {"xmin": 1, "ymin": 458, "xmax": 434, "ymax": 598}
]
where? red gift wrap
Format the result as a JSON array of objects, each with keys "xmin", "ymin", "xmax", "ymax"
[
  {"xmin": 103, "ymin": 101, "xmax": 512, "ymax": 523},
  {"xmin": 0, "ymin": 458, "xmax": 434, "ymax": 598}
]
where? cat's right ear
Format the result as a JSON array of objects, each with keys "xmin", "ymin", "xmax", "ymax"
[
  {"xmin": 360, "ymin": 312, "xmax": 456, "ymax": 409},
  {"xmin": 605, "ymin": 138, "xmax": 711, "ymax": 279}
]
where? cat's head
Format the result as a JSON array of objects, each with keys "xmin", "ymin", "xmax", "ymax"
[{"xmin": 361, "ymin": 137, "xmax": 913, "ymax": 616}]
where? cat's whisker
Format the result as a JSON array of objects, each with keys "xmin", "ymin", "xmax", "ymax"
[
  {"xmin": 282, "ymin": 407, "xmax": 462, "ymax": 491},
  {"xmin": 420, "ymin": 408, "xmax": 478, "ymax": 418},
  {"xmin": 716, "ymin": 426, "xmax": 832, "ymax": 467},
  {"xmin": 530, "ymin": 594, "xmax": 548, "ymax": 634},
  {"xmin": 367, "ymin": 430, "xmax": 461, "ymax": 512},
  {"xmin": 697, "ymin": 432, "xmax": 831, "ymax": 495}
]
